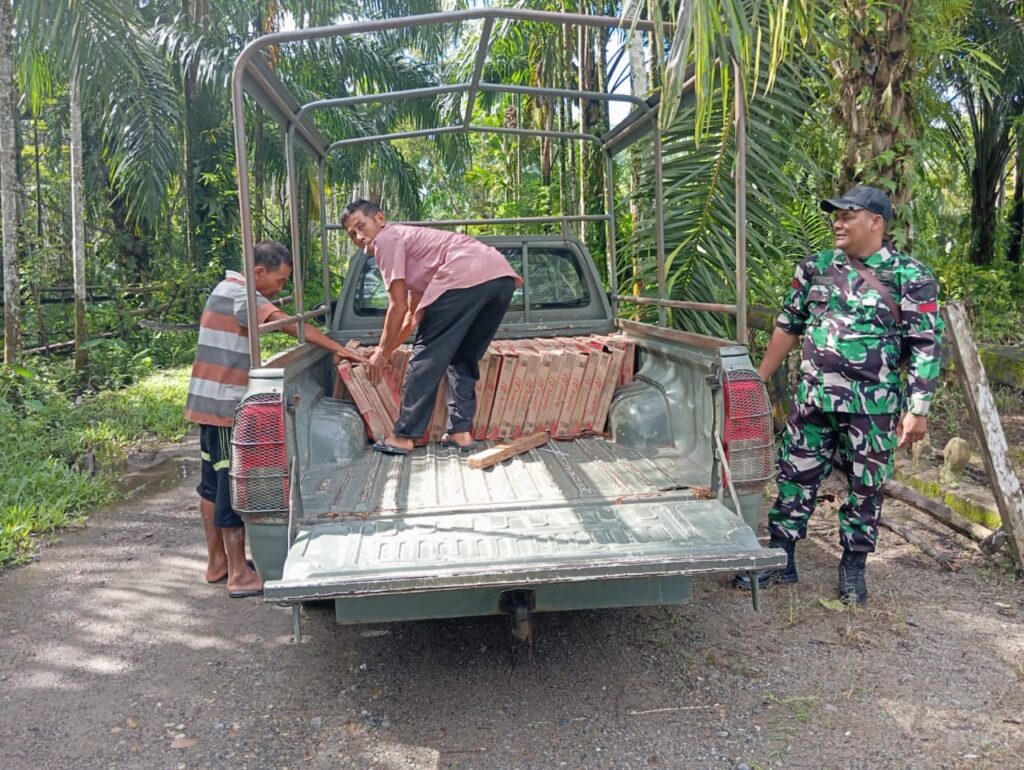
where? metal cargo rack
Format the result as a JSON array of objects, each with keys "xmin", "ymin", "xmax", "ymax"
[{"xmin": 231, "ymin": 7, "xmax": 752, "ymax": 365}]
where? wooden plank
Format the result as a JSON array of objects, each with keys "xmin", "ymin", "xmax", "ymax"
[
  {"xmin": 616, "ymin": 317, "xmax": 731, "ymax": 350},
  {"xmin": 467, "ymin": 431, "xmax": 550, "ymax": 470},
  {"xmin": 592, "ymin": 343, "xmax": 626, "ymax": 434},
  {"xmin": 471, "ymin": 350, "xmax": 493, "ymax": 436},
  {"xmin": 536, "ymin": 350, "xmax": 566, "ymax": 434},
  {"xmin": 394, "ymin": 346, "xmax": 411, "ymax": 387},
  {"xmin": 507, "ymin": 349, "xmax": 541, "ymax": 439},
  {"xmin": 427, "ymin": 383, "xmax": 447, "ymax": 442},
  {"xmin": 522, "ymin": 349, "xmax": 552, "ymax": 435},
  {"xmin": 371, "ymin": 369, "xmax": 401, "ymax": 423},
  {"xmin": 473, "ymin": 349, "xmax": 503, "ymax": 440},
  {"xmin": 555, "ymin": 347, "xmax": 588, "ymax": 438},
  {"xmin": 488, "ymin": 348, "xmax": 519, "ymax": 440},
  {"xmin": 604, "ymin": 335, "xmax": 636, "ymax": 386},
  {"xmin": 878, "ymin": 517, "xmax": 959, "ymax": 571},
  {"xmin": 580, "ymin": 345, "xmax": 614, "ymax": 433},
  {"xmin": 566, "ymin": 343, "xmax": 601, "ymax": 436},
  {"xmin": 498, "ymin": 349, "xmax": 529, "ymax": 439},
  {"xmin": 337, "ymin": 363, "xmax": 385, "ymax": 440},
  {"xmin": 353, "ymin": 365, "xmax": 396, "ymax": 439},
  {"xmin": 883, "ymin": 479, "xmax": 993, "ymax": 544},
  {"xmin": 942, "ymin": 302, "xmax": 1024, "ymax": 569}
]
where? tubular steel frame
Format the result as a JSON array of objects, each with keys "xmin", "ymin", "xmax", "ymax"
[{"xmin": 231, "ymin": 8, "xmax": 749, "ymax": 366}]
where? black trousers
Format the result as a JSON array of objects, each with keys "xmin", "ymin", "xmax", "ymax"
[{"xmin": 393, "ymin": 277, "xmax": 515, "ymax": 439}]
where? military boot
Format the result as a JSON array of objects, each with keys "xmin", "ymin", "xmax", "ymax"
[
  {"xmin": 734, "ymin": 538, "xmax": 798, "ymax": 590},
  {"xmin": 838, "ymin": 550, "xmax": 868, "ymax": 606}
]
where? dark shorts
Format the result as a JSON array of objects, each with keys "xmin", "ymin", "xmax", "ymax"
[{"xmin": 197, "ymin": 424, "xmax": 242, "ymax": 529}]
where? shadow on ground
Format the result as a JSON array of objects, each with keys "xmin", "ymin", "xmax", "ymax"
[{"xmin": 1, "ymin": 473, "xmax": 1022, "ymax": 769}]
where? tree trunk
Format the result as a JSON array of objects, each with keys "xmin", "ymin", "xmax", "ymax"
[
  {"xmin": 541, "ymin": 95, "xmax": 553, "ymax": 187},
  {"xmin": 562, "ymin": 11, "xmax": 576, "ymax": 219},
  {"xmin": 834, "ymin": 0, "xmax": 914, "ymax": 208},
  {"xmin": 0, "ymin": 0, "xmax": 18, "ymax": 364},
  {"xmin": 626, "ymin": 0, "xmax": 648, "ymax": 295},
  {"xmin": 578, "ymin": 11, "xmax": 607, "ymax": 271},
  {"xmin": 1008, "ymin": 126, "xmax": 1023, "ymax": 264},
  {"xmin": 182, "ymin": 0, "xmax": 209, "ymax": 266},
  {"xmin": 253, "ymin": 120, "xmax": 265, "ymax": 242},
  {"xmin": 70, "ymin": 72, "xmax": 88, "ymax": 373},
  {"xmin": 969, "ymin": 126, "xmax": 1005, "ymax": 266},
  {"xmin": 33, "ymin": 121, "xmax": 42, "ymax": 240}
]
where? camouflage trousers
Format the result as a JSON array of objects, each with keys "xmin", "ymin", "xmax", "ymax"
[{"xmin": 767, "ymin": 402, "xmax": 899, "ymax": 552}]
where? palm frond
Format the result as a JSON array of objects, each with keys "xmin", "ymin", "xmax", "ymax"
[{"xmin": 626, "ymin": 3, "xmax": 826, "ymax": 337}]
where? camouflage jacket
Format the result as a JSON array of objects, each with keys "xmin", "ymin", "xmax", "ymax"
[{"xmin": 776, "ymin": 246, "xmax": 944, "ymax": 416}]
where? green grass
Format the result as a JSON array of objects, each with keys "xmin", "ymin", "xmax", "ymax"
[{"xmin": 0, "ymin": 366, "xmax": 192, "ymax": 568}]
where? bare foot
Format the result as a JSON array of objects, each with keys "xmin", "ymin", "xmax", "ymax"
[
  {"xmin": 382, "ymin": 435, "xmax": 415, "ymax": 451},
  {"xmin": 226, "ymin": 563, "xmax": 262, "ymax": 596},
  {"xmin": 445, "ymin": 431, "xmax": 475, "ymax": 448},
  {"xmin": 223, "ymin": 526, "xmax": 263, "ymax": 597},
  {"xmin": 205, "ymin": 555, "xmax": 228, "ymax": 584},
  {"xmin": 200, "ymin": 497, "xmax": 228, "ymax": 583}
]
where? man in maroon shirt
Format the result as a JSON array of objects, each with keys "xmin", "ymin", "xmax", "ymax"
[{"xmin": 342, "ymin": 200, "xmax": 521, "ymax": 454}]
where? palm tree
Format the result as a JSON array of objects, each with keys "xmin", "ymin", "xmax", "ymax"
[
  {"xmin": 17, "ymin": 0, "xmax": 182, "ymax": 371},
  {"xmin": 153, "ymin": 0, "xmax": 462, "ymax": 256},
  {"xmin": 628, "ymin": 0, "xmax": 828, "ymax": 337},
  {"xmin": 943, "ymin": 0, "xmax": 1024, "ymax": 265}
]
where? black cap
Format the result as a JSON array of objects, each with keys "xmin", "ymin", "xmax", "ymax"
[{"xmin": 820, "ymin": 185, "xmax": 893, "ymax": 223}]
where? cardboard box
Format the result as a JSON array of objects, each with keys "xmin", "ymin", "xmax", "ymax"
[
  {"xmin": 554, "ymin": 348, "xmax": 589, "ymax": 438},
  {"xmin": 337, "ymin": 363, "xmax": 386, "ymax": 440},
  {"xmin": 496, "ymin": 348, "xmax": 528, "ymax": 439},
  {"xmin": 535, "ymin": 350, "xmax": 565, "ymax": 433},
  {"xmin": 566, "ymin": 344, "xmax": 601, "ymax": 436},
  {"xmin": 342, "ymin": 334, "xmax": 633, "ymax": 444},
  {"xmin": 513, "ymin": 349, "xmax": 544, "ymax": 438},
  {"xmin": 473, "ymin": 349, "xmax": 503, "ymax": 440},
  {"xmin": 522, "ymin": 349, "xmax": 551, "ymax": 435}
]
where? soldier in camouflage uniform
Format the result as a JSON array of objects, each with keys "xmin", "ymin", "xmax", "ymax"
[{"xmin": 736, "ymin": 186, "xmax": 943, "ymax": 605}]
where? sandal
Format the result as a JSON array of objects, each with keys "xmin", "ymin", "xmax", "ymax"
[
  {"xmin": 207, "ymin": 559, "xmax": 255, "ymax": 584},
  {"xmin": 372, "ymin": 440, "xmax": 411, "ymax": 456},
  {"xmin": 440, "ymin": 435, "xmax": 478, "ymax": 453}
]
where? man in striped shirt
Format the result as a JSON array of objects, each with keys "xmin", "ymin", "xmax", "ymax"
[{"xmin": 185, "ymin": 240, "xmax": 365, "ymax": 597}]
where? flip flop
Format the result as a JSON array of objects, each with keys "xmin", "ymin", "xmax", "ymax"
[
  {"xmin": 440, "ymin": 436, "xmax": 478, "ymax": 453},
  {"xmin": 228, "ymin": 587, "xmax": 263, "ymax": 599},
  {"xmin": 372, "ymin": 440, "xmax": 411, "ymax": 455},
  {"xmin": 206, "ymin": 559, "xmax": 256, "ymax": 585}
]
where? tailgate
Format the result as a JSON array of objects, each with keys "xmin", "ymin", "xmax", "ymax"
[{"xmin": 263, "ymin": 496, "xmax": 785, "ymax": 603}]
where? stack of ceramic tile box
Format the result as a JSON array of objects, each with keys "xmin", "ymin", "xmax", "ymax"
[{"xmin": 336, "ymin": 335, "xmax": 636, "ymax": 443}]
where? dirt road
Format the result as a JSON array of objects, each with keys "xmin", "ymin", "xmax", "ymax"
[{"xmin": 2, "ymin": 459, "xmax": 1023, "ymax": 769}]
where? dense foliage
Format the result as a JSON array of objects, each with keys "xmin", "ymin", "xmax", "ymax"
[{"xmin": 0, "ymin": 1, "xmax": 1022, "ymax": 562}]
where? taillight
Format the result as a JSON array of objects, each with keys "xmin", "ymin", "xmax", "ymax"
[
  {"xmin": 230, "ymin": 393, "xmax": 289, "ymax": 513},
  {"xmin": 722, "ymin": 370, "xmax": 774, "ymax": 491}
]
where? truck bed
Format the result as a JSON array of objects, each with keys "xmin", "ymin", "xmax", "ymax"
[
  {"xmin": 269, "ymin": 436, "xmax": 781, "ymax": 607},
  {"xmin": 299, "ymin": 437, "xmax": 709, "ymax": 522}
]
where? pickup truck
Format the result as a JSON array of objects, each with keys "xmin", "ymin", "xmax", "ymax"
[
  {"xmin": 229, "ymin": 235, "xmax": 785, "ymax": 639},
  {"xmin": 227, "ymin": 8, "xmax": 787, "ymax": 640}
]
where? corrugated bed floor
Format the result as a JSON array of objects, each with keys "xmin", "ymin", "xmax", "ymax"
[{"xmin": 300, "ymin": 438, "xmax": 708, "ymax": 521}]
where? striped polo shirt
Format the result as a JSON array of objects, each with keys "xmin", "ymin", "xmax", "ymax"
[{"xmin": 184, "ymin": 271, "xmax": 278, "ymax": 427}]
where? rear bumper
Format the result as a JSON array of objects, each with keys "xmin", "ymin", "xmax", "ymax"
[{"xmin": 331, "ymin": 575, "xmax": 696, "ymax": 624}]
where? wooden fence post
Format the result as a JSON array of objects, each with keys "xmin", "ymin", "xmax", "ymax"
[{"xmin": 942, "ymin": 302, "xmax": 1024, "ymax": 570}]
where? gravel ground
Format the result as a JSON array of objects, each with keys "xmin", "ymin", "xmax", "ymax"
[{"xmin": 1, "ymin": 456, "xmax": 1023, "ymax": 770}]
